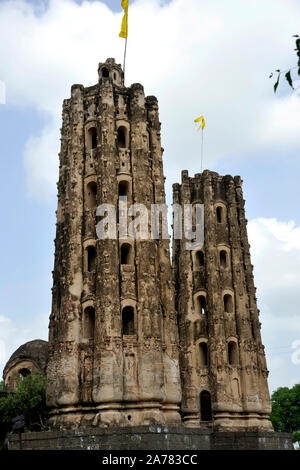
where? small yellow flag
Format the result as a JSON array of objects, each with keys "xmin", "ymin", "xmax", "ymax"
[
  {"xmin": 119, "ymin": 0, "xmax": 129, "ymax": 39},
  {"xmin": 194, "ymin": 116, "xmax": 205, "ymax": 130}
]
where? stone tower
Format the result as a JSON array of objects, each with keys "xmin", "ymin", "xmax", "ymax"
[
  {"xmin": 172, "ymin": 170, "xmax": 273, "ymax": 430},
  {"xmin": 46, "ymin": 58, "xmax": 182, "ymax": 428}
]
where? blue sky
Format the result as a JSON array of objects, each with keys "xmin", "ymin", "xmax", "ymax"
[{"xmin": 0, "ymin": 0, "xmax": 299, "ymax": 394}]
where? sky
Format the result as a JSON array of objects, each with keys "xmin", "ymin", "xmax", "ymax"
[{"xmin": 0, "ymin": 0, "xmax": 299, "ymax": 394}]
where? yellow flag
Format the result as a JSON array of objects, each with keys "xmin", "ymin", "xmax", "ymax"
[
  {"xmin": 119, "ymin": 0, "xmax": 129, "ymax": 39},
  {"xmin": 194, "ymin": 116, "xmax": 205, "ymax": 130}
]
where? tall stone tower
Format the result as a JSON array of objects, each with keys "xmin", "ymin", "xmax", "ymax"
[
  {"xmin": 46, "ymin": 58, "xmax": 182, "ymax": 428},
  {"xmin": 172, "ymin": 170, "xmax": 272, "ymax": 430}
]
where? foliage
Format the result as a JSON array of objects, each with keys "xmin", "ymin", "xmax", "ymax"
[
  {"xmin": 0, "ymin": 381, "xmax": 4, "ymax": 390},
  {"xmin": 270, "ymin": 35, "xmax": 300, "ymax": 92},
  {"xmin": 270, "ymin": 383, "xmax": 300, "ymax": 444},
  {"xmin": 293, "ymin": 430, "xmax": 300, "ymax": 447},
  {"xmin": 0, "ymin": 372, "xmax": 47, "ymax": 431}
]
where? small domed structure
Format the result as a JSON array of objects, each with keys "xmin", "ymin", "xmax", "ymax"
[
  {"xmin": 3, "ymin": 339, "xmax": 48, "ymax": 392},
  {"xmin": 98, "ymin": 58, "xmax": 123, "ymax": 86}
]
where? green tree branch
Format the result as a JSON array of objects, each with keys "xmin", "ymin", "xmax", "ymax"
[{"xmin": 270, "ymin": 35, "xmax": 300, "ymax": 92}]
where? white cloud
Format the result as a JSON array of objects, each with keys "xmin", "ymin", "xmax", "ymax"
[
  {"xmin": 24, "ymin": 121, "xmax": 60, "ymax": 201},
  {"xmin": 259, "ymin": 81, "xmax": 300, "ymax": 150},
  {"xmin": 248, "ymin": 218, "xmax": 300, "ymax": 290},
  {"xmin": 0, "ymin": 0, "xmax": 299, "ymax": 392},
  {"xmin": 248, "ymin": 218, "xmax": 300, "ymax": 392},
  {"xmin": 0, "ymin": 80, "xmax": 6, "ymax": 104},
  {"xmin": 0, "ymin": 312, "xmax": 49, "ymax": 379},
  {"xmin": 0, "ymin": 0, "xmax": 300, "ymax": 199}
]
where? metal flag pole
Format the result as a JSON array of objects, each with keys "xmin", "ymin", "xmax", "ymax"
[
  {"xmin": 201, "ymin": 128, "xmax": 204, "ymax": 173},
  {"xmin": 123, "ymin": 36, "xmax": 128, "ymax": 84},
  {"xmin": 119, "ymin": 0, "xmax": 129, "ymax": 85},
  {"xmin": 194, "ymin": 116, "xmax": 205, "ymax": 173}
]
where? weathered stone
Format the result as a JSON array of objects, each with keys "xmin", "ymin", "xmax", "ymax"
[
  {"xmin": 3, "ymin": 340, "xmax": 48, "ymax": 392},
  {"xmin": 46, "ymin": 59, "xmax": 181, "ymax": 428},
  {"xmin": 4, "ymin": 59, "xmax": 276, "ymax": 441},
  {"xmin": 7, "ymin": 427, "xmax": 293, "ymax": 450},
  {"xmin": 173, "ymin": 170, "xmax": 273, "ymax": 431}
]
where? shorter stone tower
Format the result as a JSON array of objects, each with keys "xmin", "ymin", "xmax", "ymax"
[{"xmin": 173, "ymin": 170, "xmax": 273, "ymax": 430}]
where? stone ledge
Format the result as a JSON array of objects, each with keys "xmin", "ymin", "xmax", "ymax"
[{"xmin": 7, "ymin": 427, "xmax": 293, "ymax": 450}]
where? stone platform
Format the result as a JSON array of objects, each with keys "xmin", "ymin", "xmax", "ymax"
[{"xmin": 7, "ymin": 426, "xmax": 293, "ymax": 450}]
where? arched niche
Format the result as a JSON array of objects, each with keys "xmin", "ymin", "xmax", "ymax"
[
  {"xmin": 193, "ymin": 250, "xmax": 204, "ymax": 268},
  {"xmin": 116, "ymin": 121, "xmax": 129, "ymax": 149},
  {"xmin": 101, "ymin": 67, "xmax": 109, "ymax": 78},
  {"xmin": 86, "ymin": 125, "xmax": 98, "ymax": 151},
  {"xmin": 228, "ymin": 340, "xmax": 239, "ymax": 365},
  {"xmin": 217, "ymin": 245, "xmax": 230, "ymax": 269},
  {"xmin": 120, "ymin": 242, "xmax": 134, "ymax": 265},
  {"xmin": 198, "ymin": 341, "xmax": 208, "ymax": 366},
  {"xmin": 194, "ymin": 291, "xmax": 207, "ymax": 315},
  {"xmin": 122, "ymin": 305, "xmax": 135, "ymax": 335},
  {"xmin": 118, "ymin": 180, "xmax": 130, "ymax": 197},
  {"xmin": 215, "ymin": 202, "xmax": 227, "ymax": 224},
  {"xmin": 223, "ymin": 292, "xmax": 234, "ymax": 314},
  {"xmin": 83, "ymin": 305, "xmax": 95, "ymax": 340},
  {"xmin": 200, "ymin": 390, "xmax": 213, "ymax": 422},
  {"xmin": 86, "ymin": 180, "xmax": 97, "ymax": 209},
  {"xmin": 87, "ymin": 245, "xmax": 96, "ymax": 272},
  {"xmin": 19, "ymin": 368, "xmax": 31, "ymax": 381}
]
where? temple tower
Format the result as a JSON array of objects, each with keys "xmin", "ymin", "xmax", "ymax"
[
  {"xmin": 46, "ymin": 58, "xmax": 181, "ymax": 428},
  {"xmin": 172, "ymin": 170, "xmax": 273, "ymax": 430}
]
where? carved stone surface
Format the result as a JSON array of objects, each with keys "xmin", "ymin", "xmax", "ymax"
[
  {"xmin": 3, "ymin": 340, "xmax": 48, "ymax": 392},
  {"xmin": 46, "ymin": 59, "xmax": 181, "ymax": 428},
  {"xmin": 44, "ymin": 59, "xmax": 273, "ymax": 432},
  {"xmin": 172, "ymin": 170, "xmax": 273, "ymax": 430}
]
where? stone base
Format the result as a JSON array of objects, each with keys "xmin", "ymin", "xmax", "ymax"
[
  {"xmin": 47, "ymin": 403, "xmax": 182, "ymax": 429},
  {"xmin": 183, "ymin": 411, "xmax": 273, "ymax": 431},
  {"xmin": 7, "ymin": 426, "xmax": 293, "ymax": 450}
]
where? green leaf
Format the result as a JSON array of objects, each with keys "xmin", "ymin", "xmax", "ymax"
[
  {"xmin": 269, "ymin": 73, "xmax": 273, "ymax": 78},
  {"xmin": 285, "ymin": 70, "xmax": 294, "ymax": 89},
  {"xmin": 274, "ymin": 74, "xmax": 280, "ymax": 93},
  {"xmin": 296, "ymin": 38, "xmax": 300, "ymax": 50},
  {"xmin": 0, "ymin": 372, "xmax": 47, "ymax": 429}
]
